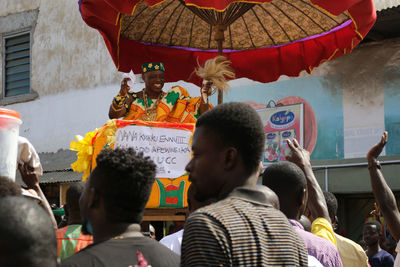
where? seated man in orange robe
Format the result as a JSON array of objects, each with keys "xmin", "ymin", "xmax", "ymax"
[{"xmin": 109, "ymin": 62, "xmax": 212, "ymax": 123}]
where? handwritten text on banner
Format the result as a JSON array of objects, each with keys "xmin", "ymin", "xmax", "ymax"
[{"xmin": 115, "ymin": 125, "xmax": 192, "ymax": 178}]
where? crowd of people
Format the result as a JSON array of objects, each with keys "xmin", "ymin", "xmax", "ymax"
[
  {"xmin": 1, "ymin": 62, "xmax": 399, "ymax": 266},
  {"xmin": 0, "ymin": 102, "xmax": 398, "ymax": 267}
]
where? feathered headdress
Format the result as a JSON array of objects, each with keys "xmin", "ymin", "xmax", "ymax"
[{"xmin": 195, "ymin": 56, "xmax": 235, "ymax": 95}]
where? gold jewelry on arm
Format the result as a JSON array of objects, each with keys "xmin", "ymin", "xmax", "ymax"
[
  {"xmin": 111, "ymin": 103, "xmax": 123, "ymax": 112},
  {"xmin": 112, "ymin": 93, "xmax": 128, "ymax": 107}
]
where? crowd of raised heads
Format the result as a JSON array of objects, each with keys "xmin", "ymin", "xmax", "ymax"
[{"xmin": 1, "ymin": 102, "xmax": 398, "ymax": 267}]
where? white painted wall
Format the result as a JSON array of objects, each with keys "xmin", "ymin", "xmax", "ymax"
[
  {"xmin": 0, "ymin": 0, "xmax": 39, "ymax": 17},
  {"xmin": 1, "ymin": 0, "xmax": 399, "ymax": 159},
  {"xmin": 4, "ymin": 38, "xmax": 400, "ymax": 156},
  {"xmin": 30, "ymin": 0, "xmax": 121, "ymax": 96},
  {"xmin": 6, "ymin": 80, "xmax": 202, "ymax": 152}
]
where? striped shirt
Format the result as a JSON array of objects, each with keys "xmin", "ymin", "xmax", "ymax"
[{"xmin": 181, "ymin": 185, "xmax": 308, "ymax": 266}]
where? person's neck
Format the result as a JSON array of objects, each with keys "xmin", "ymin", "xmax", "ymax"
[
  {"xmin": 144, "ymin": 88, "xmax": 161, "ymax": 99},
  {"xmin": 280, "ymin": 206, "xmax": 299, "ymax": 220},
  {"xmin": 67, "ymin": 217, "xmax": 82, "ymax": 225},
  {"xmin": 218, "ymin": 170, "xmax": 259, "ymax": 200},
  {"xmin": 243, "ymin": 172, "xmax": 259, "ymax": 187},
  {"xmin": 92, "ymin": 222, "xmax": 141, "ymax": 244},
  {"xmin": 366, "ymin": 243, "xmax": 380, "ymax": 257},
  {"xmin": 67, "ymin": 211, "xmax": 82, "ymax": 225}
]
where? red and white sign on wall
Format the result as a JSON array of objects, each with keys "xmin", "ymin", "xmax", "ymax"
[{"xmin": 257, "ymin": 104, "xmax": 304, "ymax": 163}]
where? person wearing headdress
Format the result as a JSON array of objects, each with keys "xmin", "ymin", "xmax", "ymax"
[{"xmin": 109, "ymin": 57, "xmax": 234, "ymax": 122}]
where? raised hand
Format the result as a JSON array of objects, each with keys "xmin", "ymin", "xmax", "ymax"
[
  {"xmin": 367, "ymin": 131, "xmax": 388, "ymax": 161},
  {"xmin": 200, "ymin": 80, "xmax": 212, "ymax": 103},
  {"xmin": 18, "ymin": 163, "xmax": 39, "ymax": 189},
  {"xmin": 366, "ymin": 131, "xmax": 400, "ymax": 241},
  {"xmin": 18, "ymin": 162, "xmax": 58, "ymax": 229},
  {"xmin": 120, "ymin": 77, "xmax": 131, "ymax": 96},
  {"xmin": 286, "ymin": 138, "xmax": 311, "ymax": 170}
]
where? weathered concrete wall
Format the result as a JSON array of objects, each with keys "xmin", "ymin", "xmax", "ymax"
[
  {"xmin": 6, "ymin": 80, "xmax": 201, "ymax": 153},
  {"xmin": 3, "ymin": 38, "xmax": 400, "ymax": 154},
  {"xmin": 31, "ymin": 1, "xmax": 120, "ymax": 95},
  {"xmin": 0, "ymin": 1, "xmax": 39, "ymax": 17},
  {"xmin": 326, "ymin": 39, "xmax": 400, "ymax": 157},
  {"xmin": 1, "ymin": 0, "xmax": 400, "ymax": 157},
  {"xmin": 210, "ymin": 38, "xmax": 400, "ymax": 159},
  {"xmin": 0, "ymin": 8, "xmax": 39, "ymax": 99},
  {"xmin": 0, "ymin": 1, "xmax": 39, "ymax": 94},
  {"xmin": 0, "ymin": 0, "xmax": 120, "ymax": 98}
]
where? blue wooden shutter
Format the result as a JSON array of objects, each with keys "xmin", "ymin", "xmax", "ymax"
[{"xmin": 4, "ymin": 33, "xmax": 30, "ymax": 97}]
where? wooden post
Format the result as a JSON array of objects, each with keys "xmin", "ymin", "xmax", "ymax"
[{"xmin": 215, "ymin": 24, "xmax": 225, "ymax": 105}]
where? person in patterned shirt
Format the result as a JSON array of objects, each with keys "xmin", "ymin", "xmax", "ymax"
[
  {"xmin": 56, "ymin": 183, "xmax": 93, "ymax": 260},
  {"xmin": 109, "ymin": 62, "xmax": 212, "ymax": 123}
]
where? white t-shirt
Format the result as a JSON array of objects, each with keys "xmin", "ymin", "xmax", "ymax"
[
  {"xmin": 308, "ymin": 255, "xmax": 324, "ymax": 267},
  {"xmin": 159, "ymin": 229, "xmax": 183, "ymax": 255}
]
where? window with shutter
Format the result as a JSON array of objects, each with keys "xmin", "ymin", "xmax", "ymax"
[{"xmin": 3, "ymin": 32, "xmax": 30, "ymax": 98}]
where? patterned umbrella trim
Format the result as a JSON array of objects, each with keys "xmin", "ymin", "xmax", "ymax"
[
  {"xmin": 308, "ymin": 0, "xmax": 365, "ymax": 40},
  {"xmin": 185, "ymin": 0, "xmax": 273, "ymax": 12},
  {"xmin": 125, "ymin": 19, "xmax": 353, "ymax": 53},
  {"xmin": 346, "ymin": 10, "xmax": 364, "ymax": 39},
  {"xmin": 309, "ymin": 47, "xmax": 339, "ymax": 73},
  {"xmin": 138, "ymin": 0, "xmax": 278, "ymax": 12},
  {"xmin": 309, "ymin": 0, "xmax": 337, "ymax": 17},
  {"xmin": 113, "ymin": 6, "xmax": 368, "ymax": 75},
  {"xmin": 79, "ymin": 0, "xmax": 376, "ymax": 84},
  {"xmin": 114, "ymin": 28, "xmax": 365, "ymax": 83}
]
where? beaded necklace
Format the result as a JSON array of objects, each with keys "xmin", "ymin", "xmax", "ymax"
[{"xmin": 141, "ymin": 89, "xmax": 164, "ymax": 121}]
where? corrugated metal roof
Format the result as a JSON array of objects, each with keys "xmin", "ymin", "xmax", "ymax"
[
  {"xmin": 15, "ymin": 150, "xmax": 83, "ymax": 185},
  {"xmin": 364, "ymin": 4, "xmax": 400, "ymax": 41},
  {"xmin": 39, "ymin": 150, "xmax": 77, "ymax": 172},
  {"xmin": 374, "ymin": 0, "xmax": 400, "ymax": 11},
  {"xmin": 15, "ymin": 169, "xmax": 82, "ymax": 185},
  {"xmin": 41, "ymin": 169, "xmax": 82, "ymax": 184}
]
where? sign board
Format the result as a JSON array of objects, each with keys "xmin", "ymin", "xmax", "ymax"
[
  {"xmin": 257, "ymin": 104, "xmax": 304, "ymax": 163},
  {"xmin": 115, "ymin": 125, "xmax": 192, "ymax": 179}
]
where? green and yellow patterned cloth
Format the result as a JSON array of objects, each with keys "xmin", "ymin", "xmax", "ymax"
[
  {"xmin": 123, "ymin": 86, "xmax": 211, "ymax": 123},
  {"xmin": 56, "ymin": 224, "xmax": 93, "ymax": 260},
  {"xmin": 141, "ymin": 62, "xmax": 165, "ymax": 73}
]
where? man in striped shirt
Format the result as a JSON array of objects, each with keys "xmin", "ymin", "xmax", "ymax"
[{"xmin": 181, "ymin": 102, "xmax": 308, "ymax": 266}]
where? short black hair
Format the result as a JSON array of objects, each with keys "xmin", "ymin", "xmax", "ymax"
[
  {"xmin": 0, "ymin": 196, "xmax": 57, "ymax": 267},
  {"xmin": 91, "ymin": 148, "xmax": 156, "ymax": 223},
  {"xmin": 323, "ymin": 191, "xmax": 338, "ymax": 217},
  {"xmin": 262, "ymin": 161, "xmax": 306, "ymax": 198},
  {"xmin": 364, "ymin": 220, "xmax": 382, "ymax": 233},
  {"xmin": 196, "ymin": 102, "xmax": 265, "ymax": 174},
  {"xmin": 0, "ymin": 176, "xmax": 22, "ymax": 198},
  {"xmin": 66, "ymin": 182, "xmax": 85, "ymax": 211}
]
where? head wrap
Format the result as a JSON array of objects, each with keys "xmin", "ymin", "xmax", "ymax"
[{"xmin": 141, "ymin": 62, "xmax": 165, "ymax": 73}]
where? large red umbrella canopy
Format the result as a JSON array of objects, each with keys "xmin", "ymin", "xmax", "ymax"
[{"xmin": 79, "ymin": 0, "xmax": 376, "ymax": 86}]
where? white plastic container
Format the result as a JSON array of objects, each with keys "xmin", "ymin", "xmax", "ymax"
[{"xmin": 0, "ymin": 108, "xmax": 22, "ymax": 181}]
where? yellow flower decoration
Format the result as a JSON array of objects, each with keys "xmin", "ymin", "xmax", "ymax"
[
  {"xmin": 70, "ymin": 129, "xmax": 98, "ymax": 181},
  {"xmin": 148, "ymin": 63, "xmax": 153, "ymax": 68},
  {"xmin": 98, "ymin": 120, "xmax": 118, "ymax": 148},
  {"xmin": 143, "ymin": 67, "xmax": 147, "ymax": 72},
  {"xmin": 155, "ymin": 65, "xmax": 159, "ymax": 70}
]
